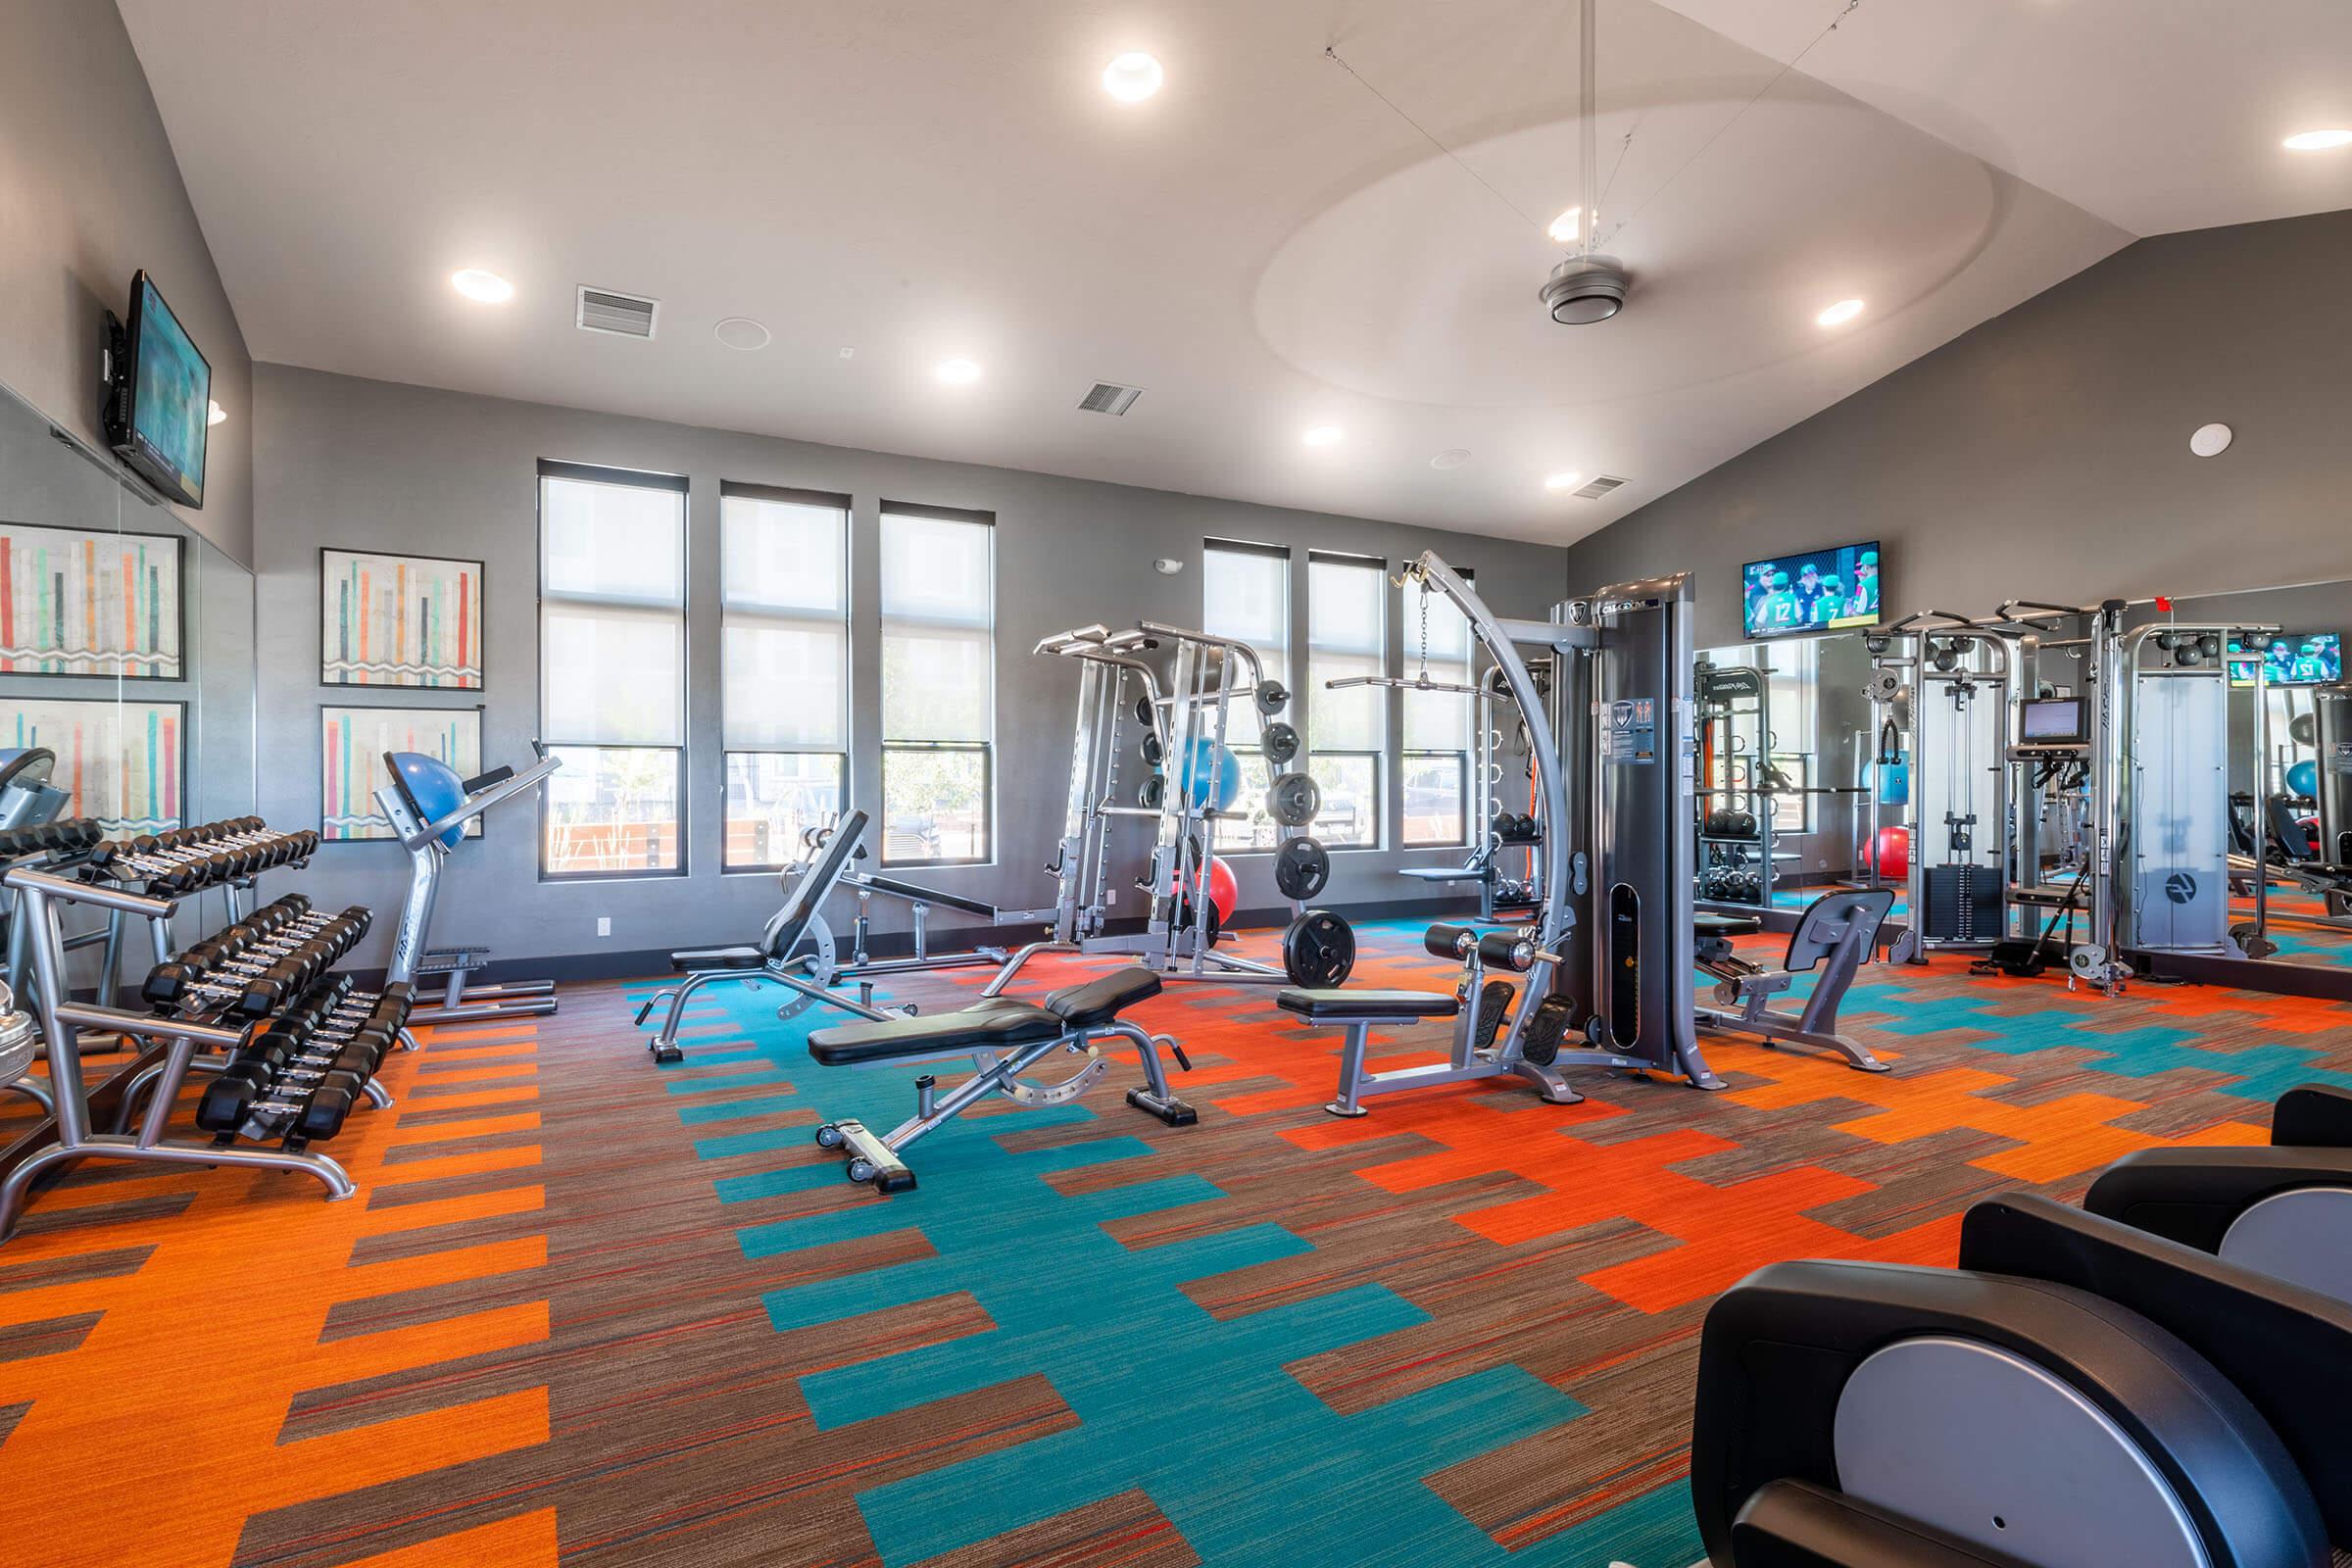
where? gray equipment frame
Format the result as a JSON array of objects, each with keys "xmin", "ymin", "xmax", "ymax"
[{"xmin": 377, "ymin": 748, "xmax": 564, "ymax": 1023}]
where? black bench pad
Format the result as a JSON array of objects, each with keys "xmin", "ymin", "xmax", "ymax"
[
  {"xmin": 1043, "ymin": 966, "xmax": 1162, "ymax": 1028},
  {"xmin": 1694, "ymin": 913, "xmax": 1763, "ymax": 938},
  {"xmin": 670, "ymin": 945, "xmax": 766, "ymax": 972},
  {"xmin": 1277, "ymin": 989, "xmax": 1460, "ymax": 1022},
  {"xmin": 808, "ymin": 998, "xmax": 1060, "ymax": 1065}
]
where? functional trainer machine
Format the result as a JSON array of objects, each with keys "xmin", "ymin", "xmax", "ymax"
[
  {"xmin": 1282, "ymin": 554, "xmax": 1890, "ymax": 1117},
  {"xmin": 377, "ymin": 746, "xmax": 563, "ymax": 1023}
]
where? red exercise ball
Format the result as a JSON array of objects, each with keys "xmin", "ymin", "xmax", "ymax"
[
  {"xmin": 1168, "ymin": 854, "xmax": 1240, "ymax": 921},
  {"xmin": 1872, "ymin": 825, "xmax": 1911, "ymax": 881}
]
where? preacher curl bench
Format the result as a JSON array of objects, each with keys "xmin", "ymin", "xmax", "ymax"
[{"xmin": 805, "ymin": 966, "xmax": 1195, "ymax": 1193}]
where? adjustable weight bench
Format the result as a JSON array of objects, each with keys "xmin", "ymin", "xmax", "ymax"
[
  {"xmin": 1692, "ymin": 887, "xmax": 1892, "ymax": 1073},
  {"xmin": 807, "ymin": 965, "xmax": 1196, "ymax": 1193},
  {"xmin": 636, "ymin": 808, "xmax": 889, "ymax": 1064}
]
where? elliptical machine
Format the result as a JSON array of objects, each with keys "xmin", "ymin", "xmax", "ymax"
[{"xmin": 376, "ymin": 745, "xmax": 563, "ymax": 1024}]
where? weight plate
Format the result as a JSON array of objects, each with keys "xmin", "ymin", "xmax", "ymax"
[
  {"xmin": 1135, "ymin": 695, "xmax": 1156, "ymax": 727},
  {"xmin": 1273, "ymin": 835, "xmax": 1330, "ymax": 900},
  {"xmin": 1139, "ymin": 774, "xmax": 1167, "ymax": 810},
  {"xmin": 1282, "ymin": 909, "xmax": 1356, "ymax": 988},
  {"xmin": 1141, "ymin": 732, "xmax": 1165, "ymax": 765},
  {"xmin": 1254, "ymin": 678, "xmax": 1290, "ymax": 716},
  {"xmin": 1267, "ymin": 770, "xmax": 1321, "ymax": 827},
  {"xmin": 1259, "ymin": 720, "xmax": 1300, "ymax": 766}
]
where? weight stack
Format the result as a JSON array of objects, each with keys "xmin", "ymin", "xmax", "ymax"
[{"xmin": 1923, "ymin": 864, "xmax": 2002, "ymax": 943}]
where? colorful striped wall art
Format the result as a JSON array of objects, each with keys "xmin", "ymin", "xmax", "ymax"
[
  {"xmin": 320, "ymin": 705, "xmax": 485, "ymax": 840},
  {"xmin": 0, "ymin": 697, "xmax": 184, "ymax": 832},
  {"xmin": 0, "ymin": 523, "xmax": 184, "ymax": 680},
  {"xmin": 320, "ymin": 549, "xmax": 484, "ymax": 689}
]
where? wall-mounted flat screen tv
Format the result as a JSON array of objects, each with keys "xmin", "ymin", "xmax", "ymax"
[
  {"xmin": 2230, "ymin": 632, "xmax": 2342, "ymax": 687},
  {"xmin": 109, "ymin": 271, "xmax": 211, "ymax": 509},
  {"xmin": 1742, "ymin": 540, "xmax": 1880, "ymax": 639}
]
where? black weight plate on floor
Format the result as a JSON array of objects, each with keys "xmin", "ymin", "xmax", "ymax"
[
  {"xmin": 1259, "ymin": 720, "xmax": 1300, "ymax": 766},
  {"xmin": 1273, "ymin": 835, "xmax": 1330, "ymax": 900},
  {"xmin": 1282, "ymin": 909, "xmax": 1355, "ymax": 987}
]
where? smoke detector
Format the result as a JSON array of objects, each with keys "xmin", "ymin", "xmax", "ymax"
[{"xmin": 1541, "ymin": 255, "xmax": 1630, "ymax": 325}]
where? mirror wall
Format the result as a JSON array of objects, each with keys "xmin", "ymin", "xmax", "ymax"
[
  {"xmin": 1694, "ymin": 633, "xmax": 1877, "ymax": 911},
  {"xmin": 0, "ymin": 374, "xmax": 256, "ymax": 968}
]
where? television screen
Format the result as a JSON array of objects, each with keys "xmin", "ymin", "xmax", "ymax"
[
  {"xmin": 2229, "ymin": 633, "xmax": 2342, "ymax": 687},
  {"xmin": 1742, "ymin": 540, "xmax": 1879, "ymax": 639},
  {"xmin": 119, "ymin": 272, "xmax": 210, "ymax": 508}
]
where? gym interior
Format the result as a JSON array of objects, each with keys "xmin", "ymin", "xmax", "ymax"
[{"xmin": 3, "ymin": 4, "xmax": 2351, "ymax": 1565}]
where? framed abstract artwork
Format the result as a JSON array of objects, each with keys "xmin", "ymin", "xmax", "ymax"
[
  {"xmin": 320, "ymin": 548, "xmax": 484, "ymax": 689},
  {"xmin": 0, "ymin": 522, "xmax": 185, "ymax": 680},
  {"xmin": 0, "ymin": 696, "xmax": 184, "ymax": 833},
  {"xmin": 320, "ymin": 704, "xmax": 484, "ymax": 841}
]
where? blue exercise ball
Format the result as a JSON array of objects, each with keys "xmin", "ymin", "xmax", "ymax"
[
  {"xmin": 389, "ymin": 751, "xmax": 468, "ymax": 848},
  {"xmin": 2286, "ymin": 759, "xmax": 2321, "ymax": 799},
  {"xmin": 1178, "ymin": 738, "xmax": 1243, "ymax": 812}
]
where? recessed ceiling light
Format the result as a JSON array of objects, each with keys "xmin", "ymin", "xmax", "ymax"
[
  {"xmin": 1816, "ymin": 298, "xmax": 1866, "ymax": 327},
  {"xmin": 2282, "ymin": 127, "xmax": 2352, "ymax": 151},
  {"xmin": 838, "ymin": 347, "xmax": 856, "ymax": 360},
  {"xmin": 1547, "ymin": 208, "xmax": 1582, "ymax": 244},
  {"xmin": 1544, "ymin": 471, "xmax": 1583, "ymax": 492},
  {"xmin": 1102, "ymin": 52, "xmax": 1164, "ymax": 103},
  {"xmin": 207, "ymin": 400, "xmax": 226, "ymax": 426},
  {"xmin": 934, "ymin": 358, "xmax": 982, "ymax": 386},
  {"xmin": 451, "ymin": 268, "xmax": 514, "ymax": 304},
  {"xmin": 1430, "ymin": 449, "xmax": 1471, "ymax": 469},
  {"xmin": 713, "ymin": 317, "xmax": 771, "ymax": 351},
  {"xmin": 1301, "ymin": 425, "xmax": 1343, "ymax": 448}
]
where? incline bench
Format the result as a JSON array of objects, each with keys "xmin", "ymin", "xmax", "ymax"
[
  {"xmin": 636, "ymin": 808, "xmax": 887, "ymax": 1063},
  {"xmin": 1691, "ymin": 887, "xmax": 1893, "ymax": 1073},
  {"xmin": 807, "ymin": 965, "xmax": 1195, "ymax": 1193}
]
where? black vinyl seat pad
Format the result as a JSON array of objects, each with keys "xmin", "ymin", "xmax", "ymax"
[
  {"xmin": 667, "ymin": 945, "xmax": 765, "ymax": 973},
  {"xmin": 808, "ymin": 965, "xmax": 1165, "ymax": 1066},
  {"xmin": 1277, "ymin": 989, "xmax": 1461, "ymax": 1021}
]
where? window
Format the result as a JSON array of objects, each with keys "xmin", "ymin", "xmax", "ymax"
[
  {"xmin": 1200, "ymin": 539, "xmax": 1292, "ymax": 853},
  {"xmin": 1308, "ymin": 551, "xmax": 1386, "ymax": 849},
  {"xmin": 1401, "ymin": 568, "xmax": 1475, "ymax": 846},
  {"xmin": 721, "ymin": 485, "xmax": 850, "ymax": 870},
  {"xmin": 539, "ymin": 463, "xmax": 688, "ymax": 877},
  {"xmin": 880, "ymin": 504, "xmax": 993, "ymax": 865}
]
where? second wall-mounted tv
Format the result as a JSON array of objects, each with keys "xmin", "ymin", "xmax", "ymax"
[
  {"xmin": 1743, "ymin": 539, "xmax": 1880, "ymax": 639},
  {"xmin": 2230, "ymin": 632, "xmax": 2342, "ymax": 687}
]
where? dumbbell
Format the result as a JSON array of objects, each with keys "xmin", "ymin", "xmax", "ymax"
[
  {"xmin": 146, "ymin": 916, "xmax": 368, "ymax": 1015},
  {"xmin": 144, "ymin": 906, "xmax": 358, "ymax": 1001},
  {"xmin": 141, "ymin": 833, "xmax": 317, "ymax": 893},
  {"xmin": 95, "ymin": 825, "xmax": 313, "ymax": 884},
  {"xmin": 196, "ymin": 1059, "xmax": 363, "ymax": 1144}
]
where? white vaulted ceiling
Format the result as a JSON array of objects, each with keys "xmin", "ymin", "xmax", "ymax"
[{"xmin": 114, "ymin": 0, "xmax": 2346, "ymax": 543}]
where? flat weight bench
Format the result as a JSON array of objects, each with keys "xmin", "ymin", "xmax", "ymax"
[
  {"xmin": 1692, "ymin": 887, "xmax": 1892, "ymax": 1073},
  {"xmin": 807, "ymin": 965, "xmax": 1195, "ymax": 1193}
]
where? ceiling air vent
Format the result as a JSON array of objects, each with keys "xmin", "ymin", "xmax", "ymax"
[
  {"xmin": 1573, "ymin": 474, "xmax": 1628, "ymax": 500},
  {"xmin": 576, "ymin": 286, "xmax": 660, "ymax": 339},
  {"xmin": 1078, "ymin": 381, "xmax": 1144, "ymax": 416}
]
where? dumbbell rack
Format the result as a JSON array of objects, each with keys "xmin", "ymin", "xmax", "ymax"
[
  {"xmin": 1694, "ymin": 662, "xmax": 1778, "ymax": 911},
  {"xmin": 0, "ymin": 827, "xmax": 377, "ymax": 1240}
]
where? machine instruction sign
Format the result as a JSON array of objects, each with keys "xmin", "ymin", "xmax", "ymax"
[{"xmin": 1604, "ymin": 698, "xmax": 1657, "ymax": 764}]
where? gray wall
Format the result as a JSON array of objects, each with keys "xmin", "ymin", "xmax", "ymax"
[
  {"xmin": 0, "ymin": 0, "xmax": 253, "ymax": 565},
  {"xmin": 1563, "ymin": 210, "xmax": 2352, "ymax": 648},
  {"xmin": 253, "ymin": 365, "xmax": 1568, "ymax": 973}
]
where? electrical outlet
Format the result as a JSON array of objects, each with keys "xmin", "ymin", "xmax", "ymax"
[{"xmin": 597, "ymin": 916, "xmax": 612, "ymax": 938}]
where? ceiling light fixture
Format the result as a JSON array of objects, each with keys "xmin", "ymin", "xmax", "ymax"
[
  {"xmin": 1547, "ymin": 208, "xmax": 1582, "ymax": 244},
  {"xmin": 2282, "ymin": 127, "xmax": 2352, "ymax": 151},
  {"xmin": 1817, "ymin": 298, "xmax": 1866, "ymax": 327},
  {"xmin": 1430, "ymin": 449, "xmax": 1472, "ymax": 470},
  {"xmin": 934, "ymin": 358, "xmax": 982, "ymax": 386},
  {"xmin": 1301, "ymin": 425, "xmax": 1343, "ymax": 448},
  {"xmin": 451, "ymin": 269, "xmax": 514, "ymax": 304},
  {"xmin": 1538, "ymin": 0, "xmax": 1630, "ymax": 326},
  {"xmin": 712, "ymin": 317, "xmax": 771, "ymax": 351},
  {"xmin": 207, "ymin": 400, "xmax": 226, "ymax": 426},
  {"xmin": 1102, "ymin": 52, "xmax": 1164, "ymax": 103},
  {"xmin": 1544, "ymin": 471, "xmax": 1583, "ymax": 492}
]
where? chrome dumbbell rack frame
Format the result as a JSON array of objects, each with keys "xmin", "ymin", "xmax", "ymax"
[{"xmin": 0, "ymin": 865, "xmax": 362, "ymax": 1240}]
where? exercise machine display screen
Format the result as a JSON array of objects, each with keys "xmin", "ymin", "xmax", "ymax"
[
  {"xmin": 1741, "ymin": 539, "xmax": 1880, "ymax": 639},
  {"xmin": 2020, "ymin": 697, "xmax": 2087, "ymax": 745},
  {"xmin": 2229, "ymin": 633, "xmax": 2342, "ymax": 687}
]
